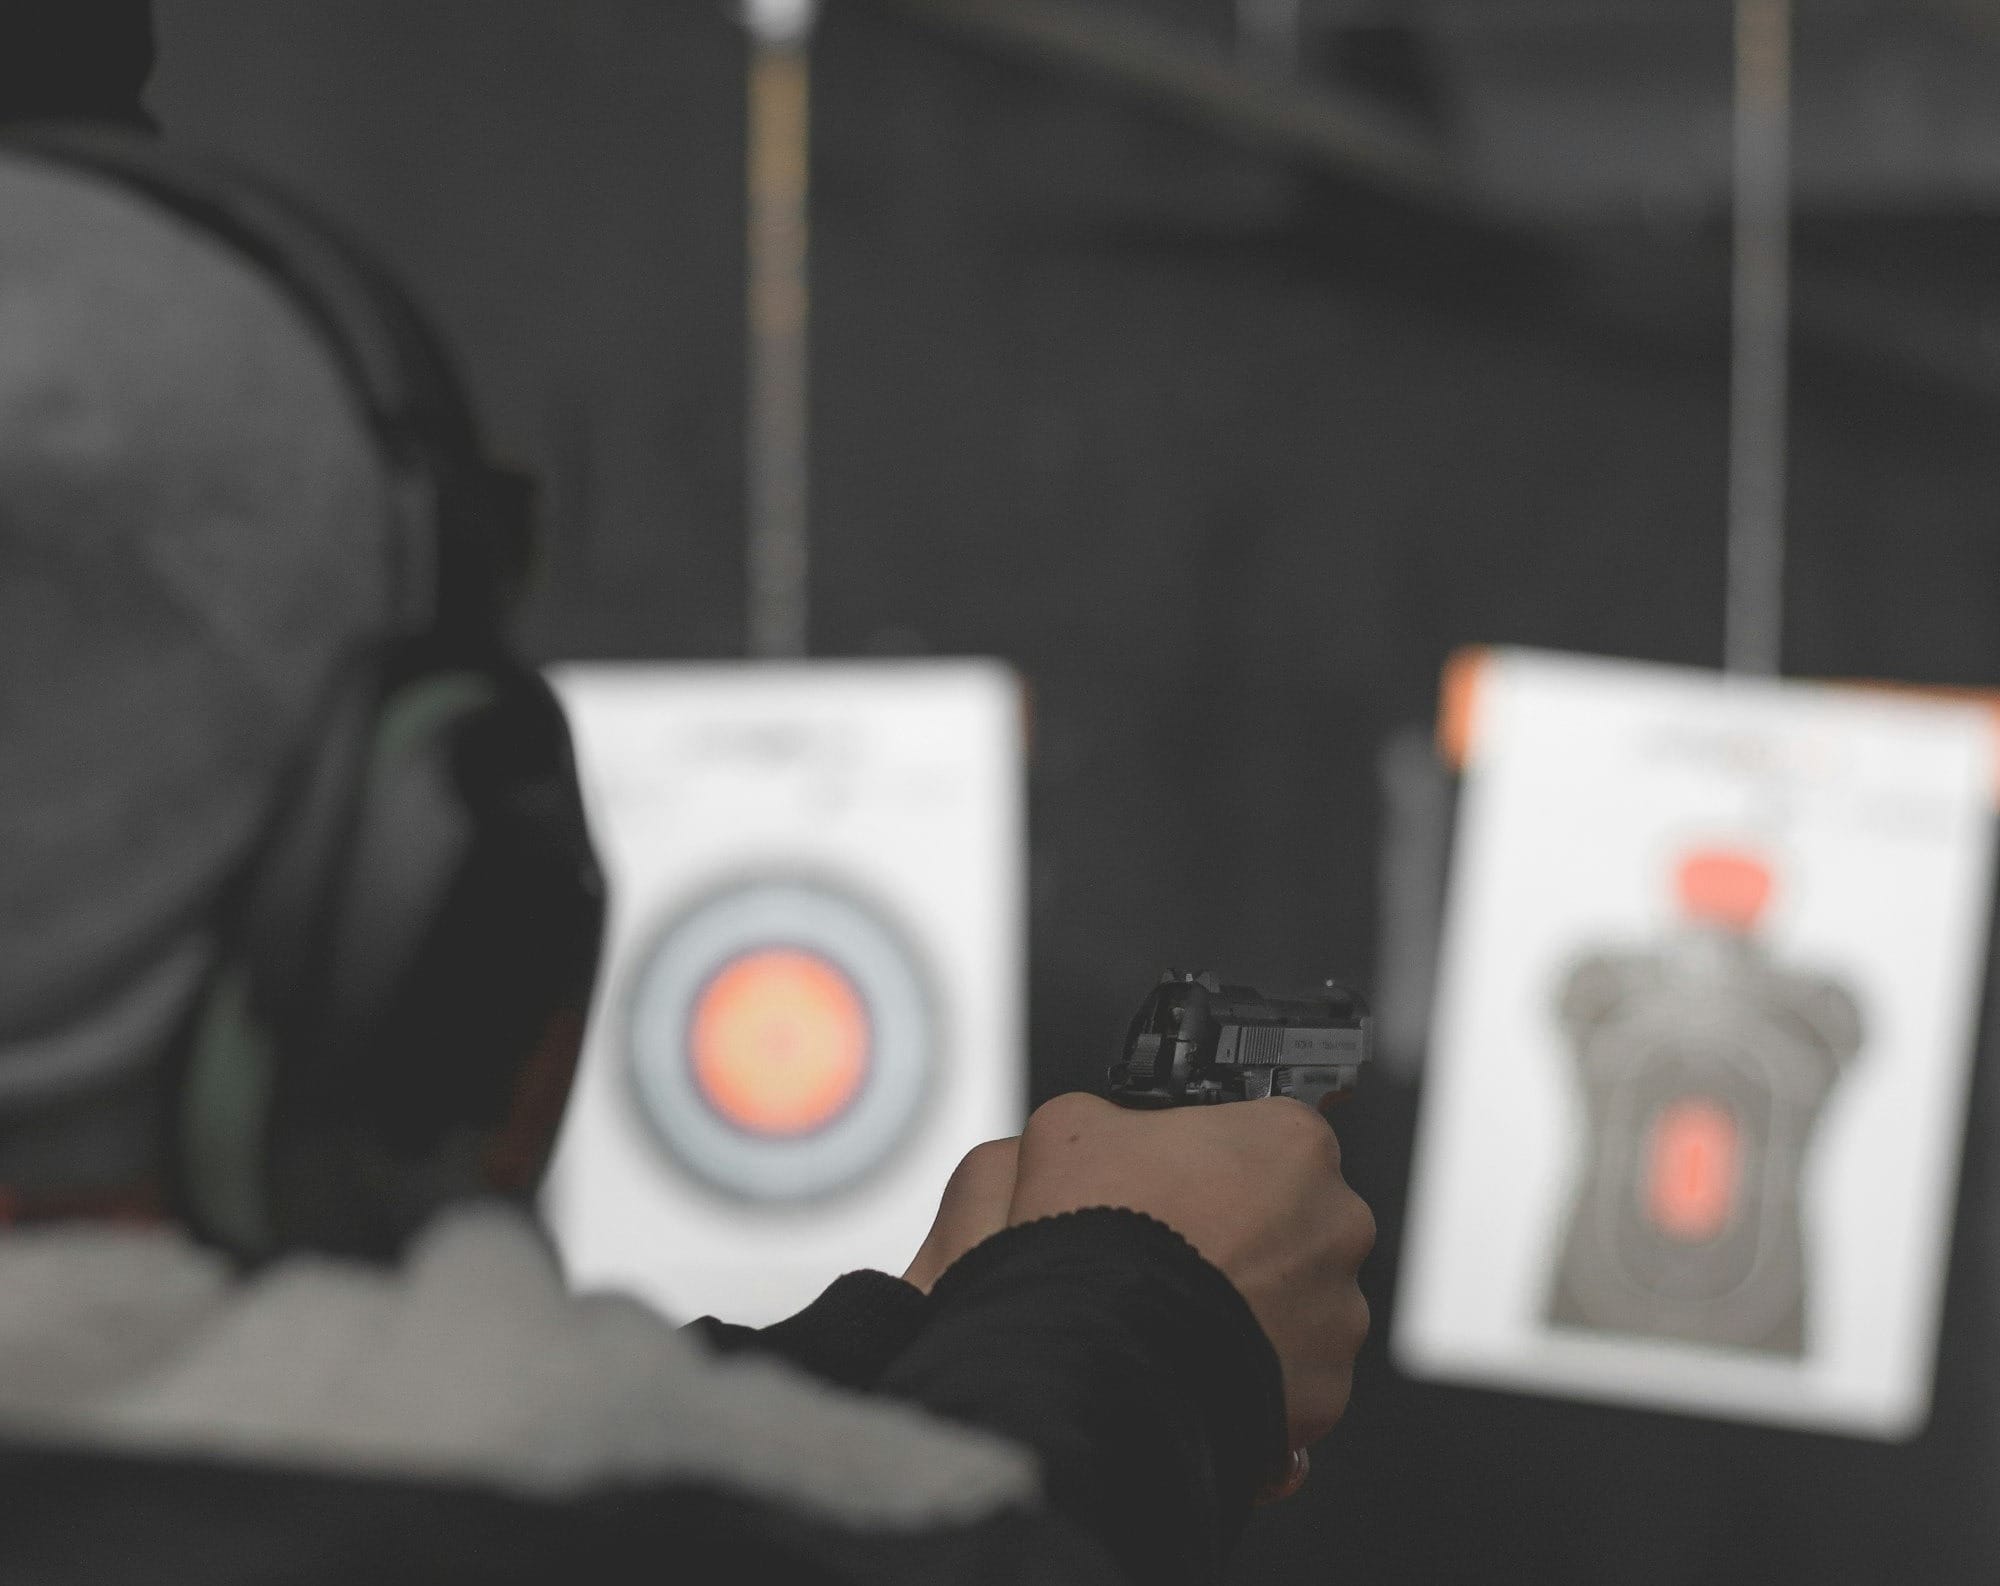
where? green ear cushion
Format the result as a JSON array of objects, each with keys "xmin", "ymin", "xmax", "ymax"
[
  {"xmin": 369, "ymin": 671, "xmax": 499, "ymax": 773},
  {"xmin": 178, "ymin": 669, "xmax": 502, "ymax": 1259},
  {"xmin": 179, "ymin": 964, "xmax": 277, "ymax": 1256}
]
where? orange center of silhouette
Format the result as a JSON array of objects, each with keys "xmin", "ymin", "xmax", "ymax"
[{"xmin": 1646, "ymin": 1097, "xmax": 1741, "ymax": 1243}]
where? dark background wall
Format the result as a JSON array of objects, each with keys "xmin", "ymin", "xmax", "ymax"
[{"xmin": 149, "ymin": 3, "xmax": 2000, "ymax": 1580}]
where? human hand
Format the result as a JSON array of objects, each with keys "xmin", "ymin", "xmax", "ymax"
[
  {"xmin": 902, "ymin": 1137, "xmax": 1021, "ymax": 1293},
  {"xmin": 1006, "ymin": 1091, "xmax": 1374, "ymax": 1455}
]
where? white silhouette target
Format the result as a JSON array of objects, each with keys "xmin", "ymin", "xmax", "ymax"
[{"xmin": 1394, "ymin": 649, "xmax": 1996, "ymax": 1439}]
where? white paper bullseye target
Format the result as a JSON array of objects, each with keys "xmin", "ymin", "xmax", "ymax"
[{"xmin": 540, "ymin": 660, "xmax": 1024, "ymax": 1327}]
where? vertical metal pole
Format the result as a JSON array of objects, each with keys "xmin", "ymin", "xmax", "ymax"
[
  {"xmin": 746, "ymin": 4, "xmax": 815, "ymax": 659},
  {"xmin": 1725, "ymin": 0, "xmax": 1792, "ymax": 677}
]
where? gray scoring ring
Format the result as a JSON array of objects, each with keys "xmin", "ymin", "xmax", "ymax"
[{"xmin": 624, "ymin": 880, "xmax": 932, "ymax": 1201}]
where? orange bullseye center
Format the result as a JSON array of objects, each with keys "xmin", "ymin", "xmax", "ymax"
[{"xmin": 689, "ymin": 948, "xmax": 870, "ymax": 1137}]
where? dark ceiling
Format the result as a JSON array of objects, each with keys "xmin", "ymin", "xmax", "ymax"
[{"xmin": 879, "ymin": 0, "xmax": 2000, "ymax": 410}]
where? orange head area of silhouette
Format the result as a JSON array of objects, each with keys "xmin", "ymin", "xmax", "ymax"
[{"xmin": 1675, "ymin": 848, "xmax": 1774, "ymax": 933}]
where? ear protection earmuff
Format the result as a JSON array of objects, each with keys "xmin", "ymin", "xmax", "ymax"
[{"xmin": 3, "ymin": 126, "xmax": 607, "ymax": 1262}]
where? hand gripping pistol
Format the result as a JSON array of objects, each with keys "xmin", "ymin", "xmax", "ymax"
[{"xmin": 1106, "ymin": 970, "xmax": 1371, "ymax": 1113}]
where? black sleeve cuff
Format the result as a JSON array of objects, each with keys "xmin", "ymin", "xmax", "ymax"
[
  {"xmin": 683, "ymin": 1269, "xmax": 932, "ymax": 1390},
  {"xmin": 879, "ymin": 1207, "xmax": 1288, "ymax": 1585}
]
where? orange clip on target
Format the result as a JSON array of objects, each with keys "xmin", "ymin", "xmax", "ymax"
[{"xmin": 690, "ymin": 948, "xmax": 871, "ymax": 1137}]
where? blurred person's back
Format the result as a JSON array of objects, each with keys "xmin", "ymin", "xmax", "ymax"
[
  {"xmin": 0, "ymin": 131, "xmax": 1056, "ymax": 1579},
  {"xmin": 0, "ymin": 129, "xmax": 1376, "ymax": 1586}
]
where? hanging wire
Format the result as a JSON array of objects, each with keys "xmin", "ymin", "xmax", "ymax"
[
  {"xmin": 745, "ymin": 1, "xmax": 816, "ymax": 659},
  {"xmin": 1724, "ymin": 0, "xmax": 1793, "ymax": 677}
]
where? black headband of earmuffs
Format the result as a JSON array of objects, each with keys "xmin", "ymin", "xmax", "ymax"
[
  {"xmin": 6, "ymin": 122, "xmax": 535, "ymax": 637},
  {"xmin": 0, "ymin": 125, "xmax": 605, "ymax": 1262}
]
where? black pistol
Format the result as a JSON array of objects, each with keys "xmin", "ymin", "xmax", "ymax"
[{"xmin": 1106, "ymin": 970, "xmax": 1371, "ymax": 1113}]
